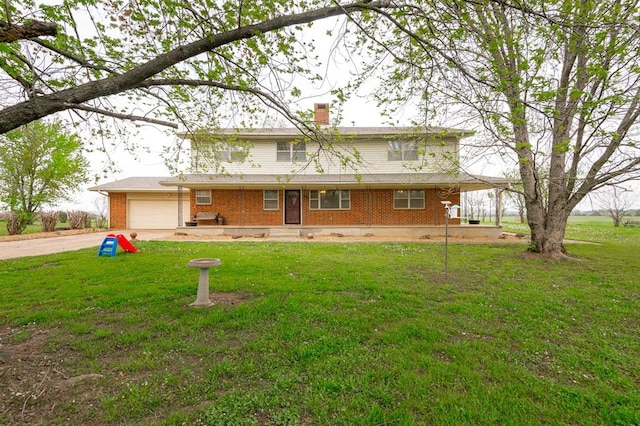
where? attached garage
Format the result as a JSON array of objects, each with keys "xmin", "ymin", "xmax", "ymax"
[
  {"xmin": 89, "ymin": 177, "xmax": 190, "ymax": 230},
  {"xmin": 128, "ymin": 198, "xmax": 190, "ymax": 229}
]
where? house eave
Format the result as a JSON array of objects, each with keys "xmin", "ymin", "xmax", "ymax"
[
  {"xmin": 160, "ymin": 173, "xmax": 513, "ymax": 191},
  {"xmin": 177, "ymin": 126, "xmax": 475, "ymax": 142}
]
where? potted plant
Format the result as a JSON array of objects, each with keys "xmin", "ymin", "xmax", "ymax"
[{"xmin": 468, "ymin": 211, "xmax": 480, "ymax": 225}]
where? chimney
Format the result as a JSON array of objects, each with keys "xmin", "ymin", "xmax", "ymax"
[{"xmin": 314, "ymin": 103, "xmax": 329, "ymax": 125}]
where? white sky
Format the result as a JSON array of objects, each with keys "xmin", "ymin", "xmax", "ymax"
[{"xmin": 51, "ymin": 15, "xmax": 638, "ymax": 212}]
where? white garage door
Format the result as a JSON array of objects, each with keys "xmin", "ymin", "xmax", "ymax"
[{"xmin": 128, "ymin": 200, "xmax": 188, "ymax": 229}]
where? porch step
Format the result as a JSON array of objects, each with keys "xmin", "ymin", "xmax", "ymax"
[{"xmin": 269, "ymin": 228, "xmax": 301, "ymax": 239}]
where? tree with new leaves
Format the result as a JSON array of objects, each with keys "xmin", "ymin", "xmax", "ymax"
[
  {"xmin": 348, "ymin": 0, "xmax": 640, "ymax": 256},
  {"xmin": 0, "ymin": 121, "xmax": 88, "ymax": 234},
  {"xmin": 0, "ymin": 0, "xmax": 395, "ymax": 141}
]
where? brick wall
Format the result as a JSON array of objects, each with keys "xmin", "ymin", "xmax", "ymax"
[
  {"xmin": 189, "ymin": 188, "xmax": 460, "ymax": 226},
  {"xmin": 109, "ymin": 193, "xmax": 127, "ymax": 228},
  {"xmin": 314, "ymin": 103, "xmax": 329, "ymax": 125}
]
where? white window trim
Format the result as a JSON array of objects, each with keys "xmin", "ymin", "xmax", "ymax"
[
  {"xmin": 277, "ymin": 141, "xmax": 307, "ymax": 162},
  {"xmin": 195, "ymin": 189, "xmax": 212, "ymax": 205},
  {"xmin": 309, "ymin": 189, "xmax": 351, "ymax": 210},
  {"xmin": 388, "ymin": 140, "xmax": 419, "ymax": 161},
  {"xmin": 263, "ymin": 190, "xmax": 279, "ymax": 210},
  {"xmin": 393, "ymin": 189, "xmax": 425, "ymax": 210},
  {"xmin": 214, "ymin": 144, "xmax": 248, "ymax": 162}
]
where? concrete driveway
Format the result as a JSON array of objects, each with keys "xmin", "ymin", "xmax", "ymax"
[{"xmin": 0, "ymin": 230, "xmax": 173, "ymax": 260}]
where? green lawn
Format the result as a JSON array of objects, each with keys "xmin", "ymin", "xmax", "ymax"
[
  {"xmin": 0, "ymin": 219, "xmax": 44, "ymax": 236},
  {"xmin": 1, "ymin": 225, "xmax": 639, "ymax": 425},
  {"xmin": 0, "ymin": 218, "xmax": 105, "ymax": 236}
]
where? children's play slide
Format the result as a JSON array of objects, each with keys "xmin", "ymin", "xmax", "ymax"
[
  {"xmin": 98, "ymin": 234, "xmax": 140, "ymax": 257},
  {"xmin": 111, "ymin": 234, "xmax": 140, "ymax": 253}
]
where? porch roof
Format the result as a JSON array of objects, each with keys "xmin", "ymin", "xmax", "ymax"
[
  {"xmin": 88, "ymin": 176, "xmax": 180, "ymax": 192},
  {"xmin": 178, "ymin": 126, "xmax": 474, "ymax": 141},
  {"xmin": 159, "ymin": 173, "xmax": 513, "ymax": 191}
]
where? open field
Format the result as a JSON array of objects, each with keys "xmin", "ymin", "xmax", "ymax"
[
  {"xmin": 0, "ymin": 219, "xmax": 106, "ymax": 237},
  {"xmin": 1, "ymin": 223, "xmax": 639, "ymax": 425}
]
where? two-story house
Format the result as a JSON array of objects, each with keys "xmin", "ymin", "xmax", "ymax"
[{"xmin": 91, "ymin": 104, "xmax": 511, "ymax": 238}]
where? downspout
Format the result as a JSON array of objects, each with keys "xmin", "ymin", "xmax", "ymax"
[{"xmin": 240, "ymin": 186, "xmax": 244, "ymax": 226}]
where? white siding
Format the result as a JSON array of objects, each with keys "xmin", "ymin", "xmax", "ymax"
[{"xmin": 193, "ymin": 137, "xmax": 459, "ymax": 175}]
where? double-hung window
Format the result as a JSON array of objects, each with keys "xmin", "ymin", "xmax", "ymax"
[
  {"xmin": 309, "ymin": 190, "xmax": 350, "ymax": 210},
  {"xmin": 196, "ymin": 189, "xmax": 212, "ymax": 205},
  {"xmin": 393, "ymin": 189, "xmax": 424, "ymax": 209},
  {"xmin": 387, "ymin": 140, "xmax": 419, "ymax": 161},
  {"xmin": 214, "ymin": 144, "xmax": 247, "ymax": 162},
  {"xmin": 277, "ymin": 141, "xmax": 306, "ymax": 162},
  {"xmin": 263, "ymin": 190, "xmax": 279, "ymax": 210}
]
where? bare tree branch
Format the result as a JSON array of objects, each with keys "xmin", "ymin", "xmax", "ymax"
[{"xmin": 62, "ymin": 102, "xmax": 179, "ymax": 128}]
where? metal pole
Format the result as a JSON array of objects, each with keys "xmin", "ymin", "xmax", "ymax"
[{"xmin": 444, "ymin": 206, "xmax": 449, "ymax": 277}]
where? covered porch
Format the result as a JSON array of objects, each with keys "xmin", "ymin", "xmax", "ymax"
[
  {"xmin": 161, "ymin": 172, "xmax": 513, "ymax": 232},
  {"xmin": 174, "ymin": 223, "xmax": 504, "ymax": 239}
]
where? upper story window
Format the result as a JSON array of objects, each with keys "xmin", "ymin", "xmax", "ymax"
[
  {"xmin": 277, "ymin": 141, "xmax": 306, "ymax": 162},
  {"xmin": 196, "ymin": 189, "xmax": 212, "ymax": 205},
  {"xmin": 263, "ymin": 190, "xmax": 279, "ymax": 210},
  {"xmin": 393, "ymin": 189, "xmax": 424, "ymax": 209},
  {"xmin": 309, "ymin": 189, "xmax": 350, "ymax": 210},
  {"xmin": 214, "ymin": 144, "xmax": 248, "ymax": 162},
  {"xmin": 388, "ymin": 140, "xmax": 419, "ymax": 161}
]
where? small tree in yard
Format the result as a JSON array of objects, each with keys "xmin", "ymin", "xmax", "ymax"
[
  {"xmin": 594, "ymin": 187, "xmax": 635, "ymax": 227},
  {"xmin": 0, "ymin": 121, "xmax": 88, "ymax": 234},
  {"xmin": 94, "ymin": 197, "xmax": 108, "ymax": 229}
]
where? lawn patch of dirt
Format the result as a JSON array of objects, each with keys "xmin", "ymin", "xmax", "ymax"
[
  {"xmin": 0, "ymin": 292, "xmax": 253, "ymax": 425},
  {"xmin": 0, "ymin": 326, "xmax": 103, "ymax": 425}
]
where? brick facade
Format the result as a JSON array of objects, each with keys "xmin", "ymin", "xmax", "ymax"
[
  {"xmin": 189, "ymin": 188, "xmax": 460, "ymax": 226},
  {"xmin": 109, "ymin": 193, "xmax": 127, "ymax": 228}
]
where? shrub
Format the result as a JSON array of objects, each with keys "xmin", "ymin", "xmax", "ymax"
[
  {"xmin": 95, "ymin": 213, "xmax": 108, "ymax": 229},
  {"xmin": 6, "ymin": 211, "xmax": 29, "ymax": 235},
  {"xmin": 58, "ymin": 211, "xmax": 68, "ymax": 223},
  {"xmin": 40, "ymin": 211, "xmax": 59, "ymax": 232},
  {"xmin": 67, "ymin": 210, "xmax": 88, "ymax": 229}
]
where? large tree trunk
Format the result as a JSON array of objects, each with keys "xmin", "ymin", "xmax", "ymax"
[
  {"xmin": 528, "ymin": 212, "xmax": 569, "ymax": 256},
  {"xmin": 512, "ymin": 105, "xmax": 570, "ymax": 257}
]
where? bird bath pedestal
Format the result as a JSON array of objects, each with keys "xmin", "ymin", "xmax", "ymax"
[{"xmin": 187, "ymin": 258, "xmax": 221, "ymax": 307}]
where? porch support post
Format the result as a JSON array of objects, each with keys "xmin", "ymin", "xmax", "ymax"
[
  {"xmin": 178, "ymin": 186, "xmax": 183, "ymax": 227},
  {"xmin": 495, "ymin": 188, "xmax": 502, "ymax": 226}
]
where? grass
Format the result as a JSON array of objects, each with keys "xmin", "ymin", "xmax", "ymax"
[
  {"xmin": 502, "ymin": 215, "xmax": 639, "ymax": 243},
  {"xmin": 1, "ymin": 223, "xmax": 639, "ymax": 425},
  {"xmin": 0, "ymin": 218, "xmax": 105, "ymax": 236},
  {"xmin": 0, "ymin": 219, "xmax": 44, "ymax": 236}
]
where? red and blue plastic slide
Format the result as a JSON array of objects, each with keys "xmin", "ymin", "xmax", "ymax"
[{"xmin": 107, "ymin": 234, "xmax": 140, "ymax": 253}]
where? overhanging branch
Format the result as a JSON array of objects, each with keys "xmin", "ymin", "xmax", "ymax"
[
  {"xmin": 0, "ymin": 0, "xmax": 394, "ymax": 134},
  {"xmin": 0, "ymin": 20, "xmax": 57, "ymax": 42},
  {"xmin": 63, "ymin": 103, "xmax": 178, "ymax": 128}
]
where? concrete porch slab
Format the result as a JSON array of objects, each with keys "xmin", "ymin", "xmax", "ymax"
[{"xmin": 174, "ymin": 225, "xmax": 503, "ymax": 239}]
